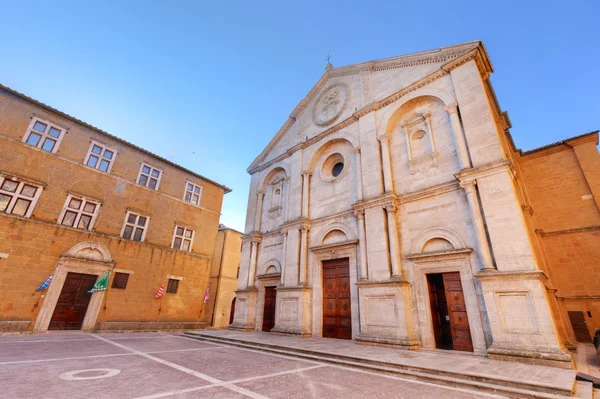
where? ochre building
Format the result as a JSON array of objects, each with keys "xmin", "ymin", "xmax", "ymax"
[
  {"xmin": 203, "ymin": 225, "xmax": 243, "ymax": 329},
  {"xmin": 514, "ymin": 132, "xmax": 599, "ymax": 346},
  {"xmin": 0, "ymin": 84, "xmax": 230, "ymax": 333},
  {"xmin": 232, "ymin": 41, "xmax": 599, "ymax": 368}
]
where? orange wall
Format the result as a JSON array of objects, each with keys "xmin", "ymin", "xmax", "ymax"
[
  {"xmin": 517, "ymin": 133, "xmax": 600, "ymax": 339},
  {"xmin": 0, "ymin": 87, "xmax": 227, "ymax": 329}
]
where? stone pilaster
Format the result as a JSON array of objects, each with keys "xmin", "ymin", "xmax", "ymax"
[
  {"xmin": 445, "ymin": 103, "xmax": 471, "ymax": 170},
  {"xmin": 378, "ymin": 135, "xmax": 394, "ymax": 193},
  {"xmin": 458, "ymin": 180, "xmax": 495, "ymax": 271},
  {"xmin": 354, "ymin": 209, "xmax": 369, "ymax": 281}
]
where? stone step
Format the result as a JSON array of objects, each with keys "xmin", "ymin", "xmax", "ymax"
[
  {"xmin": 184, "ymin": 332, "xmax": 577, "ymax": 399},
  {"xmin": 573, "ymin": 381, "xmax": 593, "ymax": 399}
]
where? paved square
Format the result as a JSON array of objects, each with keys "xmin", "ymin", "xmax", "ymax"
[{"xmin": 0, "ymin": 332, "xmax": 504, "ymax": 398}]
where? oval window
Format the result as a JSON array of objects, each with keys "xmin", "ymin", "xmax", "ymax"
[{"xmin": 332, "ymin": 162, "xmax": 344, "ymax": 177}]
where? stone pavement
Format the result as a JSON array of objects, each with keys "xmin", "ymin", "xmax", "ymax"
[
  {"xmin": 0, "ymin": 331, "xmax": 507, "ymax": 399},
  {"xmin": 186, "ymin": 329, "xmax": 585, "ymax": 398}
]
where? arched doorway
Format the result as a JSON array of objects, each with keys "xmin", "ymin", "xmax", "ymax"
[{"xmin": 33, "ymin": 241, "xmax": 114, "ymax": 332}]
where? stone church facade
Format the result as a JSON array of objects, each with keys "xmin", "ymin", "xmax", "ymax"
[{"xmin": 232, "ymin": 41, "xmax": 576, "ymax": 368}]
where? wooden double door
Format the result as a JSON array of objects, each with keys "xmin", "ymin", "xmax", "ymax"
[
  {"xmin": 322, "ymin": 258, "xmax": 352, "ymax": 340},
  {"xmin": 49, "ymin": 272, "xmax": 97, "ymax": 330},
  {"xmin": 427, "ymin": 272, "xmax": 473, "ymax": 352},
  {"xmin": 262, "ymin": 287, "xmax": 277, "ymax": 332}
]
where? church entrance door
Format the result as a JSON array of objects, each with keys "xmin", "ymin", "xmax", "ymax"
[
  {"xmin": 427, "ymin": 272, "xmax": 473, "ymax": 352},
  {"xmin": 322, "ymin": 258, "xmax": 351, "ymax": 340},
  {"xmin": 261, "ymin": 286, "xmax": 276, "ymax": 332},
  {"xmin": 49, "ymin": 272, "xmax": 97, "ymax": 330}
]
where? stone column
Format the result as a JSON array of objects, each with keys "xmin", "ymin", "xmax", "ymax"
[
  {"xmin": 355, "ymin": 210, "xmax": 368, "ymax": 280},
  {"xmin": 301, "ymin": 171, "xmax": 311, "ymax": 218},
  {"xmin": 378, "ymin": 135, "xmax": 394, "ymax": 193},
  {"xmin": 298, "ymin": 225, "xmax": 309, "ymax": 285},
  {"xmin": 354, "ymin": 147, "xmax": 364, "ymax": 201},
  {"xmin": 246, "ymin": 235, "xmax": 262, "ymax": 288},
  {"xmin": 445, "ymin": 103, "xmax": 471, "ymax": 170},
  {"xmin": 280, "ymin": 230, "xmax": 288, "ymax": 285},
  {"xmin": 253, "ymin": 191, "xmax": 265, "ymax": 232},
  {"xmin": 461, "ymin": 181, "xmax": 495, "ymax": 270},
  {"xmin": 385, "ymin": 205, "xmax": 403, "ymax": 278}
]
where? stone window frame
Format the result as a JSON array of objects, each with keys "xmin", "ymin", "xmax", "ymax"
[
  {"xmin": 57, "ymin": 194, "xmax": 101, "ymax": 231},
  {"xmin": 84, "ymin": 140, "xmax": 117, "ymax": 174},
  {"xmin": 269, "ymin": 178, "xmax": 284, "ymax": 212},
  {"xmin": 171, "ymin": 225, "xmax": 195, "ymax": 252},
  {"xmin": 400, "ymin": 112, "xmax": 439, "ymax": 174},
  {"xmin": 22, "ymin": 117, "xmax": 66, "ymax": 154},
  {"xmin": 166, "ymin": 278, "xmax": 180, "ymax": 294},
  {"xmin": 120, "ymin": 210, "xmax": 150, "ymax": 242},
  {"xmin": 136, "ymin": 162, "xmax": 163, "ymax": 191},
  {"xmin": 183, "ymin": 181, "xmax": 202, "ymax": 206},
  {"xmin": 111, "ymin": 272, "xmax": 130, "ymax": 289},
  {"xmin": 0, "ymin": 174, "xmax": 44, "ymax": 218}
]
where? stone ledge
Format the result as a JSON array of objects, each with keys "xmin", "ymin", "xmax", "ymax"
[
  {"xmin": 270, "ymin": 326, "xmax": 312, "ymax": 337},
  {"xmin": 95, "ymin": 321, "xmax": 206, "ymax": 332},
  {"xmin": 355, "ymin": 334, "xmax": 420, "ymax": 349},
  {"xmin": 487, "ymin": 345, "xmax": 574, "ymax": 369},
  {"xmin": 0, "ymin": 320, "xmax": 30, "ymax": 333},
  {"xmin": 228, "ymin": 322, "xmax": 255, "ymax": 332}
]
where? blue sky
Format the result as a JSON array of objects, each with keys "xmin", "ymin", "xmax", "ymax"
[{"xmin": 1, "ymin": 1, "xmax": 598, "ymax": 231}]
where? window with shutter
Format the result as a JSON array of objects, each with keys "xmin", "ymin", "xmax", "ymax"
[
  {"xmin": 166, "ymin": 279, "xmax": 179, "ymax": 294},
  {"xmin": 111, "ymin": 272, "xmax": 130, "ymax": 289}
]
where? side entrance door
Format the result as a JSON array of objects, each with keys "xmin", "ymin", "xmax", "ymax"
[
  {"xmin": 262, "ymin": 286, "xmax": 277, "ymax": 332},
  {"xmin": 322, "ymin": 258, "xmax": 352, "ymax": 340},
  {"xmin": 49, "ymin": 272, "xmax": 97, "ymax": 330},
  {"xmin": 427, "ymin": 272, "xmax": 473, "ymax": 352},
  {"xmin": 568, "ymin": 311, "xmax": 592, "ymax": 343}
]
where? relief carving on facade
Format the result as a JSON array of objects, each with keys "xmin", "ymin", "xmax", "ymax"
[{"xmin": 312, "ymin": 84, "xmax": 348, "ymax": 127}]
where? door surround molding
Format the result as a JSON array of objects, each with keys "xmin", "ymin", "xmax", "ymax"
[
  {"xmin": 310, "ymin": 240, "xmax": 358, "ymax": 338},
  {"xmin": 410, "ymin": 252, "xmax": 487, "ymax": 355},
  {"xmin": 34, "ymin": 242, "xmax": 114, "ymax": 332}
]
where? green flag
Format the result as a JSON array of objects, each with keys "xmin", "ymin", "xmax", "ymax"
[{"xmin": 89, "ymin": 271, "xmax": 110, "ymax": 293}]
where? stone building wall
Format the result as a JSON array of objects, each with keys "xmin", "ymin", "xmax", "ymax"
[
  {"xmin": 232, "ymin": 42, "xmax": 575, "ymax": 368},
  {"xmin": 0, "ymin": 86, "xmax": 229, "ymax": 332},
  {"xmin": 516, "ymin": 133, "xmax": 600, "ymax": 343},
  {"xmin": 203, "ymin": 227, "xmax": 242, "ymax": 328}
]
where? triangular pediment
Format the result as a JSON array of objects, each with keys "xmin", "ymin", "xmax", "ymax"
[{"xmin": 248, "ymin": 41, "xmax": 488, "ymax": 174}]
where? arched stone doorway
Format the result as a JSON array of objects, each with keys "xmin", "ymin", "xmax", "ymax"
[{"xmin": 33, "ymin": 241, "xmax": 114, "ymax": 332}]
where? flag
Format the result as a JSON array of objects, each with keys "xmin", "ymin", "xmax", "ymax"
[
  {"xmin": 155, "ymin": 283, "xmax": 164, "ymax": 299},
  {"xmin": 203, "ymin": 283, "xmax": 211, "ymax": 304},
  {"xmin": 89, "ymin": 271, "xmax": 110, "ymax": 293},
  {"xmin": 36, "ymin": 274, "xmax": 53, "ymax": 291}
]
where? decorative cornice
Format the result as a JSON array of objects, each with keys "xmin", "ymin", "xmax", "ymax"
[
  {"xmin": 454, "ymin": 159, "xmax": 515, "ymax": 183},
  {"xmin": 309, "ymin": 239, "xmax": 358, "ymax": 253},
  {"xmin": 399, "ymin": 181, "xmax": 460, "ymax": 204},
  {"xmin": 241, "ymin": 232, "xmax": 262, "ymax": 243},
  {"xmin": 406, "ymin": 248, "xmax": 472, "ymax": 262},
  {"xmin": 474, "ymin": 269, "xmax": 548, "ymax": 282},
  {"xmin": 280, "ymin": 218, "xmax": 311, "ymax": 232},
  {"xmin": 536, "ymin": 225, "xmax": 600, "ymax": 237},
  {"xmin": 353, "ymin": 192, "xmax": 399, "ymax": 213},
  {"xmin": 256, "ymin": 272, "xmax": 281, "ymax": 280},
  {"xmin": 247, "ymin": 42, "xmax": 488, "ymax": 174}
]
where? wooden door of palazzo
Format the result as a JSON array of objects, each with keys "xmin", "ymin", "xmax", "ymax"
[
  {"xmin": 262, "ymin": 287, "xmax": 276, "ymax": 332},
  {"xmin": 322, "ymin": 258, "xmax": 352, "ymax": 340},
  {"xmin": 49, "ymin": 272, "xmax": 97, "ymax": 330},
  {"xmin": 427, "ymin": 272, "xmax": 473, "ymax": 352}
]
